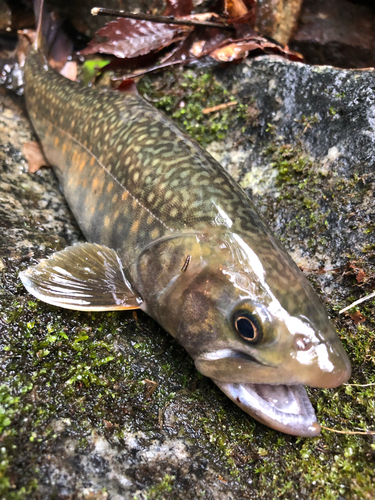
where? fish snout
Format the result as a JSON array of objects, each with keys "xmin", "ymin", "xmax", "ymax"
[
  {"xmin": 317, "ymin": 340, "xmax": 352, "ymax": 388},
  {"xmin": 294, "ymin": 336, "xmax": 351, "ymax": 388}
]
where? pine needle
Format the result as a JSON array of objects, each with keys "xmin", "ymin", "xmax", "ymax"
[{"xmin": 321, "ymin": 425, "xmax": 375, "ymax": 436}]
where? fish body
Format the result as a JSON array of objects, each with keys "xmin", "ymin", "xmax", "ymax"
[{"xmin": 21, "ymin": 44, "xmax": 351, "ymax": 436}]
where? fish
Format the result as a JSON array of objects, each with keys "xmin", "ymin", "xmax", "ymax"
[{"xmin": 20, "ymin": 0, "xmax": 351, "ymax": 437}]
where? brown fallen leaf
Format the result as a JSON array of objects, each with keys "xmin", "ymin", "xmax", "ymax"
[
  {"xmin": 83, "ymin": 4, "xmax": 302, "ymax": 87},
  {"xmin": 356, "ymin": 268, "xmax": 366, "ymax": 283},
  {"xmin": 223, "ymin": 0, "xmax": 249, "ymax": 19},
  {"xmin": 209, "ymin": 37, "xmax": 303, "ymax": 62},
  {"xmin": 210, "ymin": 40, "xmax": 260, "ymax": 61},
  {"xmin": 349, "ymin": 310, "xmax": 366, "ymax": 325},
  {"xmin": 17, "ymin": 30, "xmax": 36, "ymax": 66},
  {"xmin": 143, "ymin": 379, "xmax": 158, "ymax": 399},
  {"xmin": 80, "ymin": 18, "xmax": 192, "ymax": 59},
  {"xmin": 102, "ymin": 419, "xmax": 114, "ymax": 429},
  {"xmin": 164, "ymin": 0, "xmax": 193, "ymax": 17},
  {"xmin": 343, "ymin": 261, "xmax": 367, "ymax": 283},
  {"xmin": 23, "ymin": 141, "xmax": 49, "ymax": 173},
  {"xmin": 59, "ymin": 60, "xmax": 77, "ymax": 81}
]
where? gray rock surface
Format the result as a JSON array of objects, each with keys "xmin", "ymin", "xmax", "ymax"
[{"xmin": 0, "ymin": 56, "xmax": 374, "ymax": 499}]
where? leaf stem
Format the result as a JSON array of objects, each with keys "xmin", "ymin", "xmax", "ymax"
[{"xmin": 91, "ymin": 7, "xmax": 235, "ymax": 30}]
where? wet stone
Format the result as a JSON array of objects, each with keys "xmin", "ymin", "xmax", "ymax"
[{"xmin": 0, "ymin": 56, "xmax": 375, "ymax": 499}]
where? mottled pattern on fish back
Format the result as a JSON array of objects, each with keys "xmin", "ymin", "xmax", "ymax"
[{"xmin": 25, "ymin": 51, "xmax": 274, "ymax": 258}]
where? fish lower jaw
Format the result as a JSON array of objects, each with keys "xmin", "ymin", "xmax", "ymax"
[{"xmin": 214, "ymin": 380, "xmax": 321, "ymax": 437}]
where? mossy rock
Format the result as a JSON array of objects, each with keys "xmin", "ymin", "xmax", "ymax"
[{"xmin": 0, "ymin": 53, "xmax": 375, "ymax": 499}]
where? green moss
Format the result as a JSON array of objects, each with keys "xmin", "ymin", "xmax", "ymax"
[
  {"xmin": 2, "ymin": 64, "xmax": 375, "ymax": 498},
  {"xmin": 301, "ymin": 113, "xmax": 320, "ymax": 126},
  {"xmin": 362, "ymin": 243, "xmax": 375, "ymax": 253},
  {"xmin": 140, "ymin": 473, "xmax": 175, "ymax": 499},
  {"xmin": 266, "ymin": 142, "xmax": 313, "ymax": 186},
  {"xmin": 138, "ymin": 70, "xmax": 256, "ymax": 147},
  {"xmin": 227, "ymin": 99, "xmax": 375, "ymax": 498},
  {"xmin": 261, "ymin": 140, "xmax": 334, "ymax": 242}
]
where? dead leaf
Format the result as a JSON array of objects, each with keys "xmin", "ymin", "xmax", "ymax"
[
  {"xmin": 350, "ymin": 310, "xmax": 366, "ymax": 325},
  {"xmin": 190, "ymin": 40, "xmax": 206, "ymax": 58},
  {"xmin": 17, "ymin": 30, "xmax": 36, "ymax": 66},
  {"xmin": 143, "ymin": 379, "xmax": 158, "ymax": 399},
  {"xmin": 164, "ymin": 0, "xmax": 193, "ymax": 17},
  {"xmin": 117, "ymin": 78, "xmax": 137, "ymax": 93},
  {"xmin": 210, "ymin": 40, "xmax": 260, "ymax": 61},
  {"xmin": 223, "ymin": 0, "xmax": 249, "ymax": 18},
  {"xmin": 80, "ymin": 18, "xmax": 192, "ymax": 59},
  {"xmin": 209, "ymin": 37, "xmax": 303, "ymax": 62},
  {"xmin": 23, "ymin": 141, "xmax": 49, "ymax": 173},
  {"xmin": 81, "ymin": 4, "xmax": 301, "ymax": 85},
  {"xmin": 344, "ymin": 261, "xmax": 367, "ymax": 283},
  {"xmin": 59, "ymin": 60, "xmax": 77, "ymax": 81},
  {"xmin": 102, "ymin": 419, "xmax": 114, "ymax": 429},
  {"xmin": 356, "ymin": 268, "xmax": 366, "ymax": 283}
]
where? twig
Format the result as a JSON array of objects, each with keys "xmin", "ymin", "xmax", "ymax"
[
  {"xmin": 345, "ymin": 382, "xmax": 375, "ymax": 387},
  {"xmin": 91, "ymin": 7, "xmax": 235, "ymax": 30},
  {"xmin": 111, "ymin": 58, "xmax": 194, "ymax": 82},
  {"xmin": 339, "ymin": 291, "xmax": 375, "ymax": 314},
  {"xmin": 321, "ymin": 425, "xmax": 375, "ymax": 436},
  {"xmin": 202, "ymin": 101, "xmax": 238, "ymax": 114}
]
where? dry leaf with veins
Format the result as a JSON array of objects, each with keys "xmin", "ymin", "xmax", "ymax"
[{"xmin": 80, "ymin": 18, "xmax": 193, "ymax": 59}]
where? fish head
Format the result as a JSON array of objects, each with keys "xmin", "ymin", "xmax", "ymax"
[{"xmin": 171, "ymin": 230, "xmax": 351, "ymax": 436}]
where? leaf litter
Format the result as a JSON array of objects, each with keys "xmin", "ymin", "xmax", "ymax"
[{"xmin": 81, "ymin": 0, "xmax": 302, "ymax": 86}]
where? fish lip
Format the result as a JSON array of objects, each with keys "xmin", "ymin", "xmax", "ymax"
[
  {"xmin": 197, "ymin": 348, "xmax": 272, "ymax": 367},
  {"xmin": 214, "ymin": 380, "xmax": 321, "ymax": 437}
]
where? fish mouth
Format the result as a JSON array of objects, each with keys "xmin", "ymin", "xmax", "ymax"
[{"xmin": 214, "ymin": 381, "xmax": 321, "ymax": 437}]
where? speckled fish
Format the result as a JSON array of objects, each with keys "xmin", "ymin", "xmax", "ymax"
[{"xmin": 20, "ymin": 1, "xmax": 351, "ymax": 437}]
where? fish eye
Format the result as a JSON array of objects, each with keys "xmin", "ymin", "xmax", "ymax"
[{"xmin": 233, "ymin": 311, "xmax": 262, "ymax": 343}]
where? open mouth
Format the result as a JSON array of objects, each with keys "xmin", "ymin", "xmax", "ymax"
[{"xmin": 214, "ymin": 381, "xmax": 321, "ymax": 437}]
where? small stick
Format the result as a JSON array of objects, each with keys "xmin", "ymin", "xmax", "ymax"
[
  {"xmin": 321, "ymin": 425, "xmax": 375, "ymax": 436},
  {"xmin": 91, "ymin": 7, "xmax": 235, "ymax": 30},
  {"xmin": 202, "ymin": 101, "xmax": 238, "ymax": 114},
  {"xmin": 112, "ymin": 58, "xmax": 194, "ymax": 82},
  {"xmin": 345, "ymin": 382, "xmax": 375, "ymax": 387},
  {"xmin": 339, "ymin": 291, "xmax": 375, "ymax": 314}
]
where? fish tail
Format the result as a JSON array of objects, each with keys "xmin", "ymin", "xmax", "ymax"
[
  {"xmin": 33, "ymin": 0, "xmax": 45, "ymax": 51},
  {"xmin": 33, "ymin": 0, "xmax": 73, "ymax": 65}
]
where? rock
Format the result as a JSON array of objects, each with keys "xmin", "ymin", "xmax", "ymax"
[
  {"xmin": 290, "ymin": 0, "xmax": 375, "ymax": 68},
  {"xmin": 0, "ymin": 55, "xmax": 375, "ymax": 499},
  {"xmin": 214, "ymin": 55, "xmax": 375, "ymax": 265}
]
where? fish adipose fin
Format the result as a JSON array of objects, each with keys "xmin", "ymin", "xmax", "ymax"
[{"xmin": 20, "ymin": 243, "xmax": 142, "ymax": 311}]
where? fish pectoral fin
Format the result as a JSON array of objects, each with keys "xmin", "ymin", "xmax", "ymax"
[{"xmin": 19, "ymin": 243, "xmax": 142, "ymax": 311}]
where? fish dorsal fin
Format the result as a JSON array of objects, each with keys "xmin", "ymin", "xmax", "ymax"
[{"xmin": 20, "ymin": 243, "xmax": 142, "ymax": 311}]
